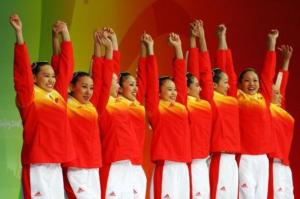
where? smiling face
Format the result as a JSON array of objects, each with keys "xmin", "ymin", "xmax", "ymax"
[
  {"xmin": 160, "ymin": 79, "xmax": 177, "ymax": 103},
  {"xmin": 188, "ymin": 76, "xmax": 201, "ymax": 98},
  {"xmin": 214, "ymin": 72, "xmax": 229, "ymax": 95},
  {"xmin": 239, "ymin": 71, "xmax": 260, "ymax": 95},
  {"xmin": 71, "ymin": 76, "xmax": 94, "ymax": 104},
  {"xmin": 119, "ymin": 75, "xmax": 137, "ymax": 101},
  {"xmin": 33, "ymin": 65, "xmax": 56, "ymax": 92}
]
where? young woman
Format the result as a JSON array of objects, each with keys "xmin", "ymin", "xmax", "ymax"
[
  {"xmin": 186, "ymin": 19, "xmax": 213, "ymax": 199},
  {"xmin": 109, "ymin": 29, "xmax": 148, "ymax": 198},
  {"xmin": 10, "ymin": 14, "xmax": 75, "ymax": 198},
  {"xmin": 92, "ymin": 29, "xmax": 145, "ymax": 199},
  {"xmin": 268, "ymin": 45, "xmax": 294, "ymax": 199},
  {"xmin": 209, "ymin": 24, "xmax": 240, "ymax": 199},
  {"xmin": 144, "ymin": 32, "xmax": 191, "ymax": 199},
  {"xmin": 51, "ymin": 30, "xmax": 102, "ymax": 198},
  {"xmin": 237, "ymin": 30, "xmax": 279, "ymax": 199}
]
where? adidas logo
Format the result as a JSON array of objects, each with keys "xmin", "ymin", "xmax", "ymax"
[
  {"xmin": 220, "ymin": 186, "xmax": 226, "ymax": 191},
  {"xmin": 34, "ymin": 191, "xmax": 42, "ymax": 197},
  {"xmin": 109, "ymin": 192, "xmax": 116, "ymax": 196},
  {"xmin": 77, "ymin": 187, "xmax": 85, "ymax": 193},
  {"xmin": 241, "ymin": 183, "xmax": 248, "ymax": 188}
]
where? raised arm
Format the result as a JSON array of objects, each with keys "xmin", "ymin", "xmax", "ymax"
[
  {"xmin": 168, "ymin": 33, "xmax": 187, "ymax": 105},
  {"xmin": 96, "ymin": 31, "xmax": 114, "ymax": 115},
  {"xmin": 187, "ymin": 20, "xmax": 200, "ymax": 79},
  {"xmin": 216, "ymin": 24, "xmax": 238, "ymax": 96},
  {"xmin": 195, "ymin": 20, "xmax": 214, "ymax": 101},
  {"xmin": 51, "ymin": 23, "xmax": 61, "ymax": 72},
  {"xmin": 225, "ymin": 50, "xmax": 238, "ymax": 96},
  {"xmin": 136, "ymin": 33, "xmax": 147, "ymax": 104},
  {"xmin": 90, "ymin": 30, "xmax": 104, "ymax": 106},
  {"xmin": 10, "ymin": 14, "xmax": 34, "ymax": 107},
  {"xmin": 196, "ymin": 19, "xmax": 208, "ymax": 52},
  {"xmin": 277, "ymin": 45, "xmax": 293, "ymax": 109},
  {"xmin": 53, "ymin": 21, "xmax": 74, "ymax": 100},
  {"xmin": 10, "ymin": 14, "xmax": 24, "ymax": 45},
  {"xmin": 261, "ymin": 29, "xmax": 279, "ymax": 103},
  {"xmin": 144, "ymin": 33, "xmax": 159, "ymax": 121},
  {"xmin": 215, "ymin": 24, "xmax": 227, "ymax": 73},
  {"xmin": 104, "ymin": 27, "xmax": 120, "ymax": 76}
]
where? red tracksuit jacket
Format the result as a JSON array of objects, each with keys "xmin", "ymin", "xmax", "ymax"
[
  {"xmin": 92, "ymin": 54, "xmax": 141, "ymax": 165},
  {"xmin": 52, "ymin": 52, "xmax": 103, "ymax": 168},
  {"xmin": 269, "ymin": 70, "xmax": 294, "ymax": 165},
  {"xmin": 187, "ymin": 48, "xmax": 213, "ymax": 158},
  {"xmin": 14, "ymin": 42, "xmax": 75, "ymax": 165},
  {"xmin": 146, "ymin": 55, "xmax": 191, "ymax": 162},
  {"xmin": 238, "ymin": 51, "xmax": 276, "ymax": 154}
]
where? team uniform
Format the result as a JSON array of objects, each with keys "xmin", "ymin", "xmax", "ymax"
[
  {"xmin": 115, "ymin": 56, "xmax": 148, "ymax": 198},
  {"xmin": 268, "ymin": 70, "xmax": 295, "ymax": 199},
  {"xmin": 187, "ymin": 48, "xmax": 213, "ymax": 199},
  {"xmin": 238, "ymin": 51, "xmax": 276, "ymax": 199},
  {"xmin": 209, "ymin": 49, "xmax": 240, "ymax": 199},
  {"xmin": 93, "ymin": 52, "xmax": 146, "ymax": 199},
  {"xmin": 14, "ymin": 42, "xmax": 75, "ymax": 198},
  {"xmin": 63, "ymin": 98, "xmax": 102, "ymax": 198},
  {"xmin": 52, "ymin": 50, "xmax": 103, "ymax": 198},
  {"xmin": 147, "ymin": 56, "xmax": 191, "ymax": 199}
]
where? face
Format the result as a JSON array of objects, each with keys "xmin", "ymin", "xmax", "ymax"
[
  {"xmin": 214, "ymin": 72, "xmax": 229, "ymax": 95},
  {"xmin": 271, "ymin": 86, "xmax": 282, "ymax": 106},
  {"xmin": 110, "ymin": 73, "xmax": 120, "ymax": 97},
  {"xmin": 71, "ymin": 76, "xmax": 93, "ymax": 104},
  {"xmin": 33, "ymin": 65, "xmax": 56, "ymax": 92},
  {"xmin": 188, "ymin": 77, "xmax": 201, "ymax": 98},
  {"xmin": 119, "ymin": 75, "xmax": 138, "ymax": 101},
  {"xmin": 160, "ymin": 79, "xmax": 177, "ymax": 102},
  {"xmin": 239, "ymin": 71, "xmax": 260, "ymax": 95}
]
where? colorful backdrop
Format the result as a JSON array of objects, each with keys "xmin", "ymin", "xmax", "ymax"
[{"xmin": 0, "ymin": 0, "xmax": 299, "ymax": 198}]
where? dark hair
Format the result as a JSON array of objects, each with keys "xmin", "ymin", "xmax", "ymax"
[
  {"xmin": 212, "ymin": 67, "xmax": 224, "ymax": 84},
  {"xmin": 159, "ymin": 76, "xmax": 173, "ymax": 90},
  {"xmin": 119, "ymin": 72, "xmax": 132, "ymax": 87},
  {"xmin": 186, "ymin": 72, "xmax": 195, "ymax": 87},
  {"xmin": 238, "ymin": 68, "xmax": 257, "ymax": 83},
  {"xmin": 70, "ymin": 71, "xmax": 91, "ymax": 85},
  {"xmin": 31, "ymin": 61, "xmax": 50, "ymax": 75}
]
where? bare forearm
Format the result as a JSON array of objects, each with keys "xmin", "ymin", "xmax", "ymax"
[
  {"xmin": 105, "ymin": 46, "xmax": 113, "ymax": 59},
  {"xmin": 174, "ymin": 46, "xmax": 183, "ymax": 59},
  {"xmin": 190, "ymin": 36, "xmax": 196, "ymax": 48},
  {"xmin": 199, "ymin": 34, "xmax": 207, "ymax": 51},
  {"xmin": 217, "ymin": 35, "xmax": 227, "ymax": 50},
  {"xmin": 16, "ymin": 30, "xmax": 24, "ymax": 44}
]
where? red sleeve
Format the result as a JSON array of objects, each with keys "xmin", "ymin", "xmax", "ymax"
[
  {"xmin": 215, "ymin": 50, "xmax": 226, "ymax": 72},
  {"xmin": 199, "ymin": 51, "xmax": 213, "ymax": 101},
  {"xmin": 97, "ymin": 58, "xmax": 114, "ymax": 115},
  {"xmin": 260, "ymin": 51, "xmax": 276, "ymax": 104},
  {"xmin": 187, "ymin": 48, "xmax": 200, "ymax": 80},
  {"xmin": 90, "ymin": 56, "xmax": 103, "ymax": 106},
  {"xmin": 173, "ymin": 58, "xmax": 187, "ymax": 105},
  {"xmin": 54, "ymin": 41, "xmax": 74, "ymax": 100},
  {"xmin": 279, "ymin": 70, "xmax": 289, "ymax": 109},
  {"xmin": 13, "ymin": 43, "xmax": 34, "ymax": 107},
  {"xmin": 145, "ymin": 55, "xmax": 159, "ymax": 121},
  {"xmin": 136, "ymin": 57, "xmax": 147, "ymax": 104},
  {"xmin": 226, "ymin": 50, "xmax": 238, "ymax": 97},
  {"xmin": 113, "ymin": 50, "xmax": 121, "ymax": 76},
  {"xmin": 51, "ymin": 54, "xmax": 60, "ymax": 74}
]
